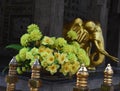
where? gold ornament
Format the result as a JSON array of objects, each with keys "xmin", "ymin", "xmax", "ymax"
[
  {"xmin": 5, "ymin": 57, "xmax": 18, "ymax": 91},
  {"xmin": 73, "ymin": 64, "xmax": 89, "ymax": 91},
  {"xmin": 63, "ymin": 18, "xmax": 118, "ymax": 69},
  {"xmin": 28, "ymin": 59, "xmax": 41, "ymax": 91}
]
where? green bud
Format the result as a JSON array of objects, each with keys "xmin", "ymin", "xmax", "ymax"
[
  {"xmin": 22, "ymin": 67, "xmax": 26, "ymax": 72},
  {"xmin": 17, "ymin": 67, "xmax": 23, "ymax": 74}
]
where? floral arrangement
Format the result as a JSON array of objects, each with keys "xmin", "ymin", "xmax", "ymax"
[{"xmin": 7, "ymin": 24, "xmax": 90, "ymax": 76}]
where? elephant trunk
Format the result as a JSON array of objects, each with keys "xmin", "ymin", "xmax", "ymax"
[{"xmin": 90, "ymin": 52, "xmax": 105, "ymax": 67}]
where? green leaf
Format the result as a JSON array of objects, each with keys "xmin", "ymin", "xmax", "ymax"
[{"xmin": 6, "ymin": 44, "xmax": 23, "ymax": 51}]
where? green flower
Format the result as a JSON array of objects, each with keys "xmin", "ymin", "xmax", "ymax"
[
  {"xmin": 40, "ymin": 51, "xmax": 49, "ymax": 59},
  {"xmin": 30, "ymin": 59, "xmax": 35, "ymax": 66},
  {"xmin": 41, "ymin": 60, "xmax": 48, "ymax": 68},
  {"xmin": 70, "ymin": 62, "xmax": 80, "ymax": 75},
  {"xmin": 67, "ymin": 29, "xmax": 78, "ymax": 40},
  {"xmin": 46, "ymin": 63, "xmax": 59, "ymax": 75},
  {"xmin": 26, "ymin": 51, "xmax": 34, "ymax": 60},
  {"xmin": 27, "ymin": 24, "xmax": 39, "ymax": 33},
  {"xmin": 29, "ymin": 29, "xmax": 42, "ymax": 41},
  {"xmin": 60, "ymin": 62, "xmax": 70, "ymax": 76},
  {"xmin": 54, "ymin": 37, "xmax": 67, "ymax": 47},
  {"xmin": 19, "ymin": 47, "xmax": 29, "ymax": 61},
  {"xmin": 67, "ymin": 52, "xmax": 77, "ymax": 62},
  {"xmin": 41, "ymin": 36, "xmax": 54, "ymax": 45},
  {"xmin": 30, "ymin": 47, "xmax": 39, "ymax": 55},
  {"xmin": 46, "ymin": 54, "xmax": 55, "ymax": 65},
  {"xmin": 17, "ymin": 67, "xmax": 23, "ymax": 74},
  {"xmin": 20, "ymin": 33, "xmax": 30, "ymax": 46},
  {"xmin": 58, "ymin": 53, "xmax": 68, "ymax": 64},
  {"xmin": 71, "ymin": 41, "xmax": 80, "ymax": 49},
  {"xmin": 15, "ymin": 54, "xmax": 21, "ymax": 62},
  {"xmin": 51, "ymin": 37, "xmax": 56, "ymax": 42},
  {"xmin": 77, "ymin": 48, "xmax": 90, "ymax": 66},
  {"xmin": 22, "ymin": 67, "xmax": 27, "ymax": 72},
  {"xmin": 71, "ymin": 42, "xmax": 81, "ymax": 54},
  {"xmin": 62, "ymin": 44, "xmax": 73, "ymax": 53}
]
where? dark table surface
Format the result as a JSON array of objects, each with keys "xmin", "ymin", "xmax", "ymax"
[{"xmin": 0, "ymin": 85, "xmax": 120, "ymax": 91}]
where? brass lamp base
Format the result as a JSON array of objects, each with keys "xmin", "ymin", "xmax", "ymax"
[{"xmin": 101, "ymin": 84, "xmax": 114, "ymax": 91}]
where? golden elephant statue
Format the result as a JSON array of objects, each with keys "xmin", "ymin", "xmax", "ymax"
[{"xmin": 63, "ymin": 18, "xmax": 118, "ymax": 69}]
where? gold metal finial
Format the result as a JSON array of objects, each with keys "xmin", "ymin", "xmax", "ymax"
[
  {"xmin": 6, "ymin": 57, "xmax": 18, "ymax": 91},
  {"xmin": 29, "ymin": 59, "xmax": 41, "ymax": 91},
  {"xmin": 9, "ymin": 57, "xmax": 17, "ymax": 66},
  {"xmin": 104, "ymin": 64, "xmax": 113, "ymax": 86},
  {"xmin": 76, "ymin": 64, "xmax": 89, "ymax": 88},
  {"xmin": 8, "ymin": 57, "xmax": 18, "ymax": 76},
  {"xmin": 101, "ymin": 64, "xmax": 114, "ymax": 91}
]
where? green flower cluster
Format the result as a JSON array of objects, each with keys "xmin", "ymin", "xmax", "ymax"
[
  {"xmin": 20, "ymin": 24, "xmax": 42, "ymax": 47},
  {"xmin": 67, "ymin": 29, "xmax": 78, "ymax": 40},
  {"xmin": 14, "ymin": 24, "xmax": 90, "ymax": 76}
]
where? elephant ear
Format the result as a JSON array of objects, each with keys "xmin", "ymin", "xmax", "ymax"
[{"xmin": 5, "ymin": 44, "xmax": 23, "ymax": 51}]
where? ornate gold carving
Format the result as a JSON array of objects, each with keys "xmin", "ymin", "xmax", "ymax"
[{"xmin": 63, "ymin": 18, "xmax": 118, "ymax": 68}]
